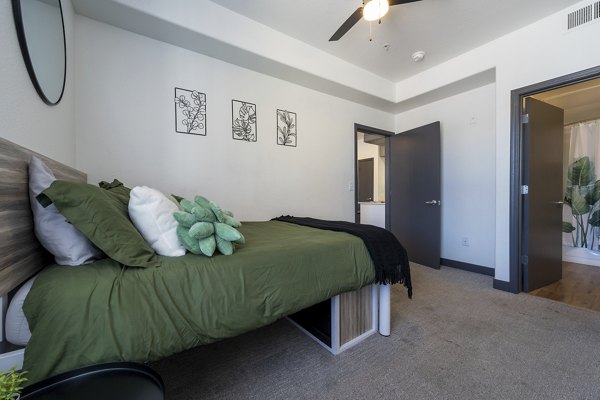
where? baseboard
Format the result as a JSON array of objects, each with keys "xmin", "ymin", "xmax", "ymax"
[
  {"xmin": 440, "ymin": 258, "xmax": 494, "ymax": 276},
  {"xmin": 493, "ymin": 278, "xmax": 519, "ymax": 293},
  {"xmin": 562, "ymin": 245, "xmax": 600, "ymax": 267}
]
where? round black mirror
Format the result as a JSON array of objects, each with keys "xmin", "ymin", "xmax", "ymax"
[{"xmin": 12, "ymin": 0, "xmax": 66, "ymax": 106}]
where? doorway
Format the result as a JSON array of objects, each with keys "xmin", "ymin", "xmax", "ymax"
[
  {"xmin": 509, "ymin": 66, "xmax": 600, "ymax": 308},
  {"xmin": 526, "ymin": 78, "xmax": 600, "ymax": 311},
  {"xmin": 354, "ymin": 124, "xmax": 392, "ymax": 227},
  {"xmin": 354, "ymin": 122, "xmax": 443, "ymax": 269}
]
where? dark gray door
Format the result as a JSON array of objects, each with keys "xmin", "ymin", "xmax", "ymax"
[
  {"xmin": 388, "ymin": 122, "xmax": 441, "ymax": 269},
  {"xmin": 523, "ymin": 98, "xmax": 564, "ymax": 292},
  {"xmin": 358, "ymin": 158, "xmax": 374, "ymax": 202}
]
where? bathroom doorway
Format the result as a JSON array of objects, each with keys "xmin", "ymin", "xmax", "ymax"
[
  {"xmin": 527, "ymin": 77, "xmax": 600, "ymax": 311},
  {"xmin": 510, "ymin": 67, "xmax": 600, "ymax": 312},
  {"xmin": 354, "ymin": 124, "xmax": 390, "ymax": 228}
]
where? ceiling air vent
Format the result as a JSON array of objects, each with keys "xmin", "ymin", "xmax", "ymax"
[{"xmin": 566, "ymin": 1, "xmax": 600, "ymax": 30}]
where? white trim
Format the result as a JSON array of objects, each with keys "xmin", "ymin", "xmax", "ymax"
[
  {"xmin": 0, "ymin": 349, "xmax": 24, "ymax": 373},
  {"xmin": 372, "ymin": 283, "xmax": 379, "ymax": 333},
  {"xmin": 286, "ymin": 318, "xmax": 337, "ymax": 355},
  {"xmin": 562, "ymin": 245, "xmax": 600, "ymax": 267},
  {"xmin": 330, "ymin": 295, "xmax": 340, "ymax": 354},
  {"xmin": 338, "ymin": 327, "xmax": 378, "ymax": 353}
]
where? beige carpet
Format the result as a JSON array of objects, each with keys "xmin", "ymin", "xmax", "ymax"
[{"xmin": 151, "ymin": 264, "xmax": 600, "ymax": 399}]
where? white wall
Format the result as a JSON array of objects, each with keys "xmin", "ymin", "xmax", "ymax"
[
  {"xmin": 395, "ymin": 1, "xmax": 600, "ymax": 281},
  {"xmin": 74, "ymin": 17, "xmax": 394, "ymax": 221},
  {"xmin": 0, "ymin": 0, "xmax": 76, "ymax": 166},
  {"xmin": 108, "ymin": 0, "xmax": 395, "ymax": 103},
  {"xmin": 395, "ymin": 84, "xmax": 496, "ymax": 268}
]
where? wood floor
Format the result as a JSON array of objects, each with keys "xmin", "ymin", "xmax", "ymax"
[{"xmin": 529, "ymin": 262, "xmax": 600, "ymax": 312}]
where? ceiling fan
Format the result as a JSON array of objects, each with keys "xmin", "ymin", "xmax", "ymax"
[{"xmin": 329, "ymin": 0, "xmax": 422, "ymax": 41}]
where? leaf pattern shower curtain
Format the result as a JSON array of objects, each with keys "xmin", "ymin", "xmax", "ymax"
[{"xmin": 563, "ymin": 119, "xmax": 600, "ymax": 250}]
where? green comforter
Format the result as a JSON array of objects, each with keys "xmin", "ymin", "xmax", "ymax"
[{"xmin": 23, "ymin": 221, "xmax": 375, "ymax": 383}]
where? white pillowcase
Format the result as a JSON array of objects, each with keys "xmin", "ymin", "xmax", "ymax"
[
  {"xmin": 29, "ymin": 156, "xmax": 103, "ymax": 265},
  {"xmin": 128, "ymin": 186, "xmax": 186, "ymax": 257},
  {"xmin": 5, "ymin": 275, "xmax": 37, "ymax": 346}
]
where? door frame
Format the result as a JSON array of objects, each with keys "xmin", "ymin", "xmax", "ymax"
[
  {"xmin": 354, "ymin": 123, "xmax": 394, "ymax": 224},
  {"xmin": 507, "ymin": 65, "xmax": 600, "ymax": 293}
]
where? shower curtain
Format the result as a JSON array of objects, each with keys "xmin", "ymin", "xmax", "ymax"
[{"xmin": 563, "ymin": 119, "xmax": 600, "ymax": 250}]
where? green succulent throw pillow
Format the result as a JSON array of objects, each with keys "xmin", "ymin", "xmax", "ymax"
[{"xmin": 174, "ymin": 195, "xmax": 244, "ymax": 256}]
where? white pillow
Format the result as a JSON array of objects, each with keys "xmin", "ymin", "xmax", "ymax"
[
  {"xmin": 5, "ymin": 275, "xmax": 38, "ymax": 346},
  {"xmin": 29, "ymin": 156, "xmax": 103, "ymax": 265},
  {"xmin": 128, "ymin": 186, "xmax": 186, "ymax": 257}
]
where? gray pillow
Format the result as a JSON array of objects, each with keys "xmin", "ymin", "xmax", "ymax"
[{"xmin": 28, "ymin": 156, "xmax": 103, "ymax": 265}]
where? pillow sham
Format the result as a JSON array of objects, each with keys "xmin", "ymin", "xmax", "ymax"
[
  {"xmin": 28, "ymin": 156, "xmax": 103, "ymax": 265},
  {"xmin": 5, "ymin": 274, "xmax": 38, "ymax": 346},
  {"xmin": 128, "ymin": 186, "xmax": 186, "ymax": 257},
  {"xmin": 38, "ymin": 180, "xmax": 160, "ymax": 268}
]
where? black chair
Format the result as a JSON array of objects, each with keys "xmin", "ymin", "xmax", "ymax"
[{"xmin": 20, "ymin": 362, "xmax": 164, "ymax": 400}]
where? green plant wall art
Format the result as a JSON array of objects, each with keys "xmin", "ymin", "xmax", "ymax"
[
  {"xmin": 174, "ymin": 88, "xmax": 207, "ymax": 136},
  {"xmin": 232, "ymin": 100, "xmax": 257, "ymax": 142},
  {"xmin": 276, "ymin": 109, "xmax": 297, "ymax": 147},
  {"xmin": 563, "ymin": 156, "xmax": 600, "ymax": 249}
]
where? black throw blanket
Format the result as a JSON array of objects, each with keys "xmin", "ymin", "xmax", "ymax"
[{"xmin": 272, "ymin": 216, "xmax": 412, "ymax": 298}]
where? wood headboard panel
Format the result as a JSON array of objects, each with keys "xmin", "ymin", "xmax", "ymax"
[{"xmin": 0, "ymin": 137, "xmax": 86, "ymax": 296}]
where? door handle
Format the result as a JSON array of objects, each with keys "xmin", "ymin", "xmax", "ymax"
[
  {"xmin": 552, "ymin": 201, "xmax": 564, "ymax": 206},
  {"xmin": 425, "ymin": 200, "xmax": 441, "ymax": 206}
]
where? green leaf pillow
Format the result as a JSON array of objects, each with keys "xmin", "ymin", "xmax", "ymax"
[{"xmin": 38, "ymin": 180, "xmax": 160, "ymax": 268}]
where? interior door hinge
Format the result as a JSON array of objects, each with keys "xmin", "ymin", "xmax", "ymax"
[
  {"xmin": 521, "ymin": 185, "xmax": 529, "ymax": 195},
  {"xmin": 522, "ymin": 255, "xmax": 528, "ymax": 265},
  {"xmin": 521, "ymin": 113, "xmax": 529, "ymax": 124}
]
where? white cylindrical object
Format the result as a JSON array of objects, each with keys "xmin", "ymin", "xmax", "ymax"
[{"xmin": 379, "ymin": 284, "xmax": 391, "ymax": 336}]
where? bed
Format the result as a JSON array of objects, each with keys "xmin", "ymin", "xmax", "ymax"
[{"xmin": 0, "ymin": 137, "xmax": 408, "ymax": 385}]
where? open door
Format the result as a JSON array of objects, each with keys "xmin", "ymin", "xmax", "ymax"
[
  {"xmin": 388, "ymin": 122, "xmax": 441, "ymax": 269},
  {"xmin": 523, "ymin": 98, "xmax": 564, "ymax": 291},
  {"xmin": 358, "ymin": 158, "xmax": 374, "ymax": 202}
]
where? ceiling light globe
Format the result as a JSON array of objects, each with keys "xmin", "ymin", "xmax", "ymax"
[{"xmin": 363, "ymin": 0, "xmax": 389, "ymax": 21}]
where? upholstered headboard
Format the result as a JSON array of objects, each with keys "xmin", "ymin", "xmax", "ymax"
[{"xmin": 0, "ymin": 137, "xmax": 86, "ymax": 295}]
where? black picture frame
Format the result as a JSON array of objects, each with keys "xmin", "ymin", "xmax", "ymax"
[
  {"xmin": 276, "ymin": 109, "xmax": 297, "ymax": 147},
  {"xmin": 174, "ymin": 87, "xmax": 207, "ymax": 136},
  {"xmin": 232, "ymin": 99, "xmax": 257, "ymax": 142}
]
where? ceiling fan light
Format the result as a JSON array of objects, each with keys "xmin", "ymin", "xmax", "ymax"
[{"xmin": 363, "ymin": 0, "xmax": 389, "ymax": 21}]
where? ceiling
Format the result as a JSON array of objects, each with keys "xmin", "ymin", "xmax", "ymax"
[
  {"xmin": 209, "ymin": 0, "xmax": 583, "ymax": 82},
  {"xmin": 70, "ymin": 0, "xmax": 586, "ymax": 111},
  {"xmin": 532, "ymin": 78, "xmax": 600, "ymax": 125}
]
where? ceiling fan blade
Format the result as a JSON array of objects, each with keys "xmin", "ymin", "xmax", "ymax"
[
  {"xmin": 389, "ymin": 0, "xmax": 422, "ymax": 5},
  {"xmin": 329, "ymin": 7, "xmax": 363, "ymax": 41}
]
